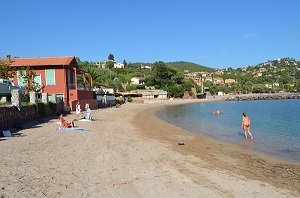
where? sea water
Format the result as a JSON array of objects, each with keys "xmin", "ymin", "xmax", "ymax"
[{"xmin": 157, "ymin": 99, "xmax": 300, "ymax": 162}]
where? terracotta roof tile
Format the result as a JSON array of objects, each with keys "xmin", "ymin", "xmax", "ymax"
[{"xmin": 10, "ymin": 56, "xmax": 75, "ymax": 67}]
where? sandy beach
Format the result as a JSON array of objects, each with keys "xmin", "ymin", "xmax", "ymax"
[{"xmin": 0, "ymin": 100, "xmax": 299, "ymax": 197}]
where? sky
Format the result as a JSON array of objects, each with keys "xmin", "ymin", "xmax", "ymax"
[{"xmin": 1, "ymin": 0, "xmax": 300, "ymax": 68}]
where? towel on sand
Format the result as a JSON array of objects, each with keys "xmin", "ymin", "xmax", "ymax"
[{"xmin": 56, "ymin": 127, "xmax": 89, "ymax": 131}]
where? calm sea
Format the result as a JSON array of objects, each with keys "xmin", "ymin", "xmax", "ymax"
[{"xmin": 157, "ymin": 99, "xmax": 300, "ymax": 162}]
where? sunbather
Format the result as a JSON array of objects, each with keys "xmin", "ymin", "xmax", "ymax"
[{"xmin": 57, "ymin": 113, "xmax": 75, "ymax": 128}]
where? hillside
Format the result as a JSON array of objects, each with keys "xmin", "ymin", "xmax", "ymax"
[
  {"xmin": 130, "ymin": 61, "xmax": 214, "ymax": 72},
  {"xmin": 166, "ymin": 61, "xmax": 214, "ymax": 72}
]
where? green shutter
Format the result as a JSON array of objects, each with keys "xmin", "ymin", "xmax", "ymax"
[
  {"xmin": 17, "ymin": 70, "xmax": 26, "ymax": 87},
  {"xmin": 34, "ymin": 74, "xmax": 42, "ymax": 87},
  {"xmin": 45, "ymin": 69, "xmax": 56, "ymax": 85}
]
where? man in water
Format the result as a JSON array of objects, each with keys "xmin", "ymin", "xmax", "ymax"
[{"xmin": 241, "ymin": 113, "xmax": 254, "ymax": 140}]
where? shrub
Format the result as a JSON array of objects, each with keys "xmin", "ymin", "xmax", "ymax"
[
  {"xmin": 127, "ymin": 96, "xmax": 133, "ymax": 102},
  {"xmin": 23, "ymin": 93, "xmax": 30, "ymax": 103}
]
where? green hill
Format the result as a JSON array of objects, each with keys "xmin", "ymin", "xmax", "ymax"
[
  {"xmin": 130, "ymin": 61, "xmax": 214, "ymax": 72},
  {"xmin": 166, "ymin": 61, "xmax": 214, "ymax": 72}
]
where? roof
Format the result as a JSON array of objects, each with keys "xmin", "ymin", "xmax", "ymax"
[{"xmin": 10, "ymin": 56, "xmax": 76, "ymax": 67}]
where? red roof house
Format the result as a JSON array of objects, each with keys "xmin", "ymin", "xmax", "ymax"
[{"xmin": 9, "ymin": 56, "xmax": 97, "ymax": 111}]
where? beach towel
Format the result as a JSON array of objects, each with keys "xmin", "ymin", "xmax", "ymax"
[
  {"xmin": 2, "ymin": 130, "xmax": 12, "ymax": 137},
  {"xmin": 56, "ymin": 127, "xmax": 89, "ymax": 131},
  {"xmin": 78, "ymin": 118, "xmax": 92, "ymax": 122}
]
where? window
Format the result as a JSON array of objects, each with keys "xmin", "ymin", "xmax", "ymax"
[
  {"xmin": 17, "ymin": 70, "xmax": 27, "ymax": 87},
  {"xmin": 45, "ymin": 69, "xmax": 56, "ymax": 85},
  {"xmin": 34, "ymin": 74, "xmax": 42, "ymax": 87}
]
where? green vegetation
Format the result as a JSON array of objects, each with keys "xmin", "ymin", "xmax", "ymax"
[
  {"xmin": 166, "ymin": 61, "xmax": 214, "ymax": 72},
  {"xmin": 2, "ymin": 54, "xmax": 299, "ymax": 98},
  {"xmin": 77, "ymin": 58, "xmax": 200, "ymax": 97},
  {"xmin": 146, "ymin": 61, "xmax": 197, "ymax": 97},
  {"xmin": 206, "ymin": 57, "xmax": 300, "ymax": 94}
]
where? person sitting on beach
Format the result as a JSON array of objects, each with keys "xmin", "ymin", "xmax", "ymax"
[
  {"xmin": 85, "ymin": 106, "xmax": 92, "ymax": 120},
  {"xmin": 57, "ymin": 113, "xmax": 75, "ymax": 128},
  {"xmin": 241, "ymin": 112, "xmax": 253, "ymax": 140}
]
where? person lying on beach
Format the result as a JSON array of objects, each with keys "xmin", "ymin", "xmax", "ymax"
[
  {"xmin": 57, "ymin": 113, "xmax": 75, "ymax": 128},
  {"xmin": 241, "ymin": 113, "xmax": 253, "ymax": 140}
]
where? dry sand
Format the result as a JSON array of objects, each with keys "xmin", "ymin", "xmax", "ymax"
[{"xmin": 0, "ymin": 100, "xmax": 299, "ymax": 197}]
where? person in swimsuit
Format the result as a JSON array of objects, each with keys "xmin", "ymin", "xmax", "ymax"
[
  {"xmin": 241, "ymin": 113, "xmax": 253, "ymax": 139},
  {"xmin": 58, "ymin": 113, "xmax": 75, "ymax": 128}
]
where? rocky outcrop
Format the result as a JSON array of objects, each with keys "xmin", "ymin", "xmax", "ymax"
[{"xmin": 225, "ymin": 93, "xmax": 300, "ymax": 101}]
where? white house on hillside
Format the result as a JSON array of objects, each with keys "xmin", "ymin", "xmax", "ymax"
[
  {"xmin": 96, "ymin": 60, "xmax": 124, "ymax": 69},
  {"xmin": 141, "ymin": 65, "xmax": 151, "ymax": 69},
  {"xmin": 131, "ymin": 77, "xmax": 145, "ymax": 85}
]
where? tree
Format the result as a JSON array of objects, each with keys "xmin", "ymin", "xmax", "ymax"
[
  {"xmin": 0, "ymin": 58, "xmax": 16, "ymax": 79},
  {"xmin": 123, "ymin": 59, "xmax": 128, "ymax": 68},
  {"xmin": 108, "ymin": 54, "xmax": 114, "ymax": 61},
  {"xmin": 18, "ymin": 66, "xmax": 45, "ymax": 93},
  {"xmin": 146, "ymin": 61, "xmax": 195, "ymax": 97},
  {"xmin": 244, "ymin": 81, "xmax": 253, "ymax": 93},
  {"xmin": 78, "ymin": 62, "xmax": 104, "ymax": 88},
  {"xmin": 106, "ymin": 61, "xmax": 114, "ymax": 69}
]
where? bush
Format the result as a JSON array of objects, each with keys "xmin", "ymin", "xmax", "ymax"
[
  {"xmin": 0, "ymin": 101, "xmax": 10, "ymax": 106},
  {"xmin": 136, "ymin": 84, "xmax": 145, "ymax": 89},
  {"xmin": 127, "ymin": 96, "xmax": 133, "ymax": 102},
  {"xmin": 126, "ymin": 85, "xmax": 137, "ymax": 92},
  {"xmin": 23, "ymin": 93, "xmax": 30, "ymax": 103}
]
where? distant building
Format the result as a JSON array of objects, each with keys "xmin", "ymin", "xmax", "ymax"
[
  {"xmin": 135, "ymin": 89, "xmax": 168, "ymax": 99},
  {"xmin": 131, "ymin": 77, "xmax": 145, "ymax": 85},
  {"xmin": 213, "ymin": 77, "xmax": 224, "ymax": 85},
  {"xmin": 141, "ymin": 65, "xmax": 151, "ymax": 69},
  {"xmin": 205, "ymin": 77, "xmax": 213, "ymax": 82},
  {"xmin": 96, "ymin": 60, "xmax": 124, "ymax": 69},
  {"xmin": 224, "ymin": 79, "xmax": 236, "ymax": 85},
  {"xmin": 254, "ymin": 72, "xmax": 263, "ymax": 77},
  {"xmin": 214, "ymin": 70, "xmax": 224, "ymax": 75}
]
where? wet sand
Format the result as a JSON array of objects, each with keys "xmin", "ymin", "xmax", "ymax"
[{"xmin": 0, "ymin": 100, "xmax": 299, "ymax": 197}]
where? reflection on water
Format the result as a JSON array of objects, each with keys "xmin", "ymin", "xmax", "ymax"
[{"xmin": 157, "ymin": 100, "xmax": 300, "ymax": 162}]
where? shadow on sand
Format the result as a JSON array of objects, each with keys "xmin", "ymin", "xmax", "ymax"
[{"xmin": 1, "ymin": 115, "xmax": 57, "ymax": 139}]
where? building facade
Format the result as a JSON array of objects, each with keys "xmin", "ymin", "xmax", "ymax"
[{"xmin": 10, "ymin": 56, "xmax": 97, "ymax": 110}]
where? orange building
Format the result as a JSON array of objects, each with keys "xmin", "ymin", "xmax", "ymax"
[{"xmin": 9, "ymin": 55, "xmax": 97, "ymax": 111}]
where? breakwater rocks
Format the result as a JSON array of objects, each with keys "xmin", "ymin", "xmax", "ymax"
[{"xmin": 225, "ymin": 93, "xmax": 300, "ymax": 101}]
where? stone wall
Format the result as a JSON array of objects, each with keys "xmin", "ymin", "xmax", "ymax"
[
  {"xmin": 0, "ymin": 91, "xmax": 61, "ymax": 130},
  {"xmin": 0, "ymin": 105, "xmax": 38, "ymax": 130},
  {"xmin": 0, "ymin": 103, "xmax": 58, "ymax": 130}
]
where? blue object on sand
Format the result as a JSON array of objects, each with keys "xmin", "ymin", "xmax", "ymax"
[{"xmin": 56, "ymin": 127, "xmax": 89, "ymax": 131}]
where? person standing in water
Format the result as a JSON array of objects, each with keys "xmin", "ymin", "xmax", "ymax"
[
  {"xmin": 213, "ymin": 108, "xmax": 220, "ymax": 115},
  {"xmin": 241, "ymin": 113, "xmax": 253, "ymax": 140}
]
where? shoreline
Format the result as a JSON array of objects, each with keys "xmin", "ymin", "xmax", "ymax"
[
  {"xmin": 155, "ymin": 100, "xmax": 300, "ymax": 163},
  {"xmin": 0, "ymin": 99, "xmax": 299, "ymax": 197},
  {"xmin": 134, "ymin": 99, "xmax": 300, "ymax": 194}
]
